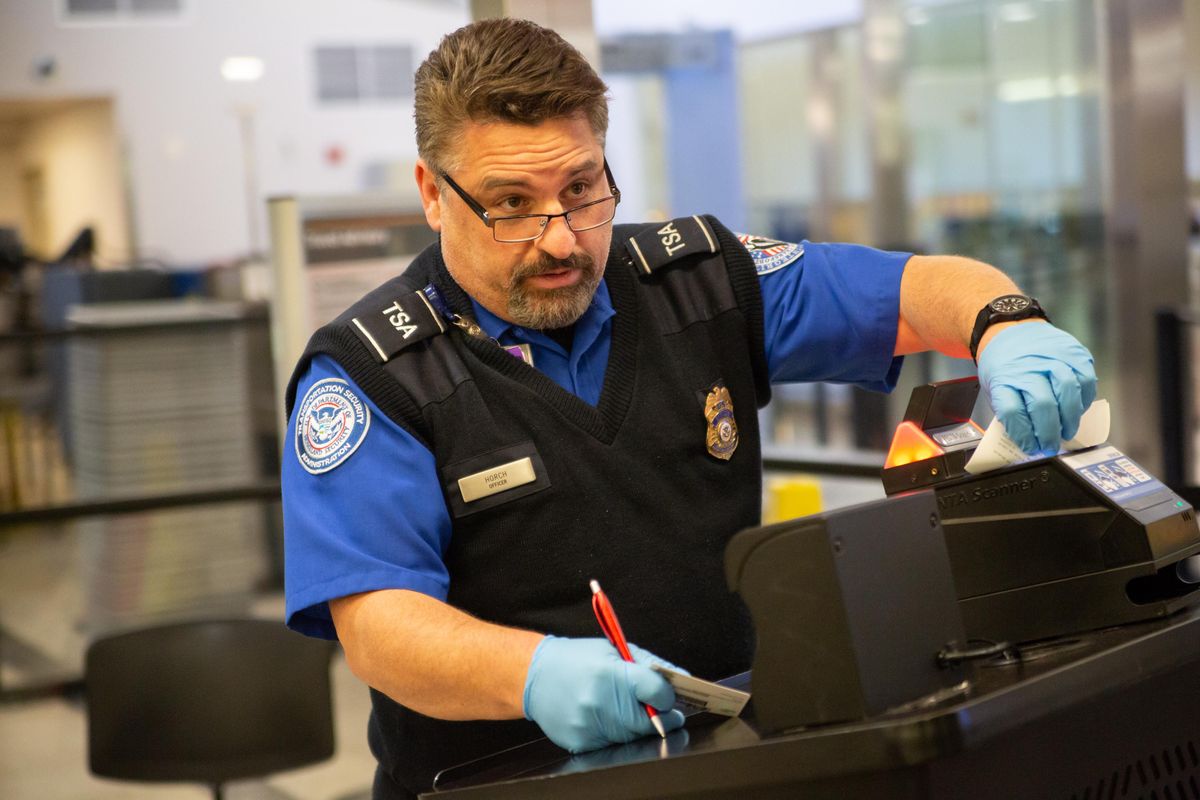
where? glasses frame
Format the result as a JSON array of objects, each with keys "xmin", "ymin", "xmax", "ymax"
[{"xmin": 440, "ymin": 160, "xmax": 621, "ymax": 243}]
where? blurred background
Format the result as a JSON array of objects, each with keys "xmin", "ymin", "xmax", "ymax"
[{"xmin": 0, "ymin": 0, "xmax": 1197, "ymax": 797}]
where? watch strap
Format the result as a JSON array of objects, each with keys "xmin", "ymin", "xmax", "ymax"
[{"xmin": 969, "ymin": 295, "xmax": 1049, "ymax": 362}]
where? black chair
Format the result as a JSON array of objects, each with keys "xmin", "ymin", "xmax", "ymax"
[{"xmin": 85, "ymin": 618, "xmax": 336, "ymax": 800}]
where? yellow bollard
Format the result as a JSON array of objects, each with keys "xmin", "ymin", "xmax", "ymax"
[{"xmin": 764, "ymin": 476, "xmax": 823, "ymax": 524}]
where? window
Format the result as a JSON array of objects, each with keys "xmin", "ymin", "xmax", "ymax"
[
  {"xmin": 59, "ymin": 0, "xmax": 185, "ymax": 23},
  {"xmin": 66, "ymin": 0, "xmax": 120, "ymax": 13},
  {"xmin": 314, "ymin": 45, "xmax": 414, "ymax": 104}
]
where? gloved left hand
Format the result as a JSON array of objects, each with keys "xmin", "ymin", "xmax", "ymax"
[{"xmin": 976, "ymin": 321, "xmax": 1097, "ymax": 455}]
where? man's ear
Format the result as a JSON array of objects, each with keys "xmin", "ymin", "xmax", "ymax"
[{"xmin": 415, "ymin": 160, "xmax": 442, "ymax": 231}]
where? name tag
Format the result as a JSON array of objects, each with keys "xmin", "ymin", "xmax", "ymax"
[{"xmin": 457, "ymin": 457, "xmax": 537, "ymax": 503}]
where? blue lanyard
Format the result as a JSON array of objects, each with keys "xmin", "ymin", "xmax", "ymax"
[
  {"xmin": 422, "ymin": 284, "xmax": 480, "ymax": 336},
  {"xmin": 422, "ymin": 283, "xmax": 532, "ymax": 365}
]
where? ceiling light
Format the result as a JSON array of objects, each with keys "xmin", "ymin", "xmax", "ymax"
[
  {"xmin": 999, "ymin": 3, "xmax": 1036, "ymax": 23},
  {"xmin": 221, "ymin": 56, "xmax": 264, "ymax": 82}
]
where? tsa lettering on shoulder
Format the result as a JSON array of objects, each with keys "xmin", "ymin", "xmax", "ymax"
[
  {"xmin": 381, "ymin": 300, "xmax": 418, "ymax": 339},
  {"xmin": 658, "ymin": 221, "xmax": 686, "ymax": 257}
]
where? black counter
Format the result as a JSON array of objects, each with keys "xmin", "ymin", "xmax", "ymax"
[{"xmin": 425, "ymin": 606, "xmax": 1200, "ymax": 799}]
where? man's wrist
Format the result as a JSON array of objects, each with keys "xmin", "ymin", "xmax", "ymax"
[
  {"xmin": 520, "ymin": 634, "xmax": 551, "ymax": 719},
  {"xmin": 969, "ymin": 294, "xmax": 1049, "ymax": 361},
  {"xmin": 975, "ymin": 318, "xmax": 1048, "ymax": 361}
]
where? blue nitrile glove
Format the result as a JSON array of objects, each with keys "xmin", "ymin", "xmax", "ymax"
[
  {"xmin": 976, "ymin": 321, "xmax": 1097, "ymax": 455},
  {"xmin": 523, "ymin": 636, "xmax": 687, "ymax": 753}
]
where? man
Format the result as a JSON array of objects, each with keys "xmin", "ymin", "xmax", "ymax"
[{"xmin": 282, "ymin": 18, "xmax": 1096, "ymax": 799}]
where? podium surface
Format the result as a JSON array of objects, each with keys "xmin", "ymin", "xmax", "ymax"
[{"xmin": 426, "ymin": 607, "xmax": 1200, "ymax": 799}]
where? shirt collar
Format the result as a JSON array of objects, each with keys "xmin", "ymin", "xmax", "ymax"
[{"xmin": 468, "ymin": 278, "xmax": 615, "ymax": 346}]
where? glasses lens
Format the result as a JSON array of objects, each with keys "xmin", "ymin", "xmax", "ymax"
[
  {"xmin": 566, "ymin": 197, "xmax": 617, "ymax": 232},
  {"xmin": 490, "ymin": 196, "xmax": 617, "ymax": 242},
  {"xmin": 493, "ymin": 216, "xmax": 548, "ymax": 243}
]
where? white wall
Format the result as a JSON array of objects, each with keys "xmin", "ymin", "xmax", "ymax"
[
  {"xmin": 14, "ymin": 100, "xmax": 129, "ymax": 261},
  {"xmin": 0, "ymin": 0, "xmax": 468, "ymax": 264},
  {"xmin": 0, "ymin": 122, "xmax": 24, "ymax": 233}
]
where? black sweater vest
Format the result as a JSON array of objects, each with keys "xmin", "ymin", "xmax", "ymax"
[{"xmin": 287, "ymin": 216, "xmax": 771, "ymax": 798}]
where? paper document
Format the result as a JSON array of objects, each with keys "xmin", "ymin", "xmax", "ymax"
[
  {"xmin": 652, "ymin": 665, "xmax": 751, "ymax": 717},
  {"xmin": 964, "ymin": 398, "xmax": 1110, "ymax": 475}
]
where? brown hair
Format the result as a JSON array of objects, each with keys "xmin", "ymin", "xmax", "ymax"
[{"xmin": 414, "ymin": 18, "xmax": 609, "ymax": 174}]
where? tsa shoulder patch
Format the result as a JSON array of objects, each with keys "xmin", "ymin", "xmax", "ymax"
[
  {"xmin": 736, "ymin": 233, "xmax": 803, "ymax": 276},
  {"xmin": 294, "ymin": 378, "xmax": 371, "ymax": 475},
  {"xmin": 626, "ymin": 216, "xmax": 719, "ymax": 274},
  {"xmin": 349, "ymin": 289, "xmax": 447, "ymax": 364}
]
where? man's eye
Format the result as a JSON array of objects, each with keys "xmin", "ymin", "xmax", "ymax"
[
  {"xmin": 568, "ymin": 182, "xmax": 590, "ymax": 197},
  {"xmin": 498, "ymin": 196, "xmax": 526, "ymax": 211}
]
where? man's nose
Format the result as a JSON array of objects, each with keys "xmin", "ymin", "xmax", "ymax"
[{"xmin": 536, "ymin": 215, "xmax": 577, "ymax": 260}]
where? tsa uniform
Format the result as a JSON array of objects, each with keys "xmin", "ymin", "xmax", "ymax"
[{"xmin": 282, "ymin": 215, "xmax": 908, "ymax": 797}]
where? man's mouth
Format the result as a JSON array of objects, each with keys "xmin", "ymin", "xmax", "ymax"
[{"xmin": 523, "ymin": 267, "xmax": 581, "ymax": 290}]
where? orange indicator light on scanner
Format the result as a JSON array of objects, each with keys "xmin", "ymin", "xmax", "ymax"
[{"xmin": 884, "ymin": 421, "xmax": 945, "ymax": 469}]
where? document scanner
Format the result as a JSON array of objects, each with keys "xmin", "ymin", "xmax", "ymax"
[
  {"xmin": 882, "ymin": 377, "xmax": 1200, "ymax": 644},
  {"xmin": 725, "ymin": 491, "xmax": 967, "ymax": 734}
]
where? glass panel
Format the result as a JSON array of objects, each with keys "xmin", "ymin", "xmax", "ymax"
[
  {"xmin": 831, "ymin": 26, "xmax": 870, "ymax": 242},
  {"xmin": 741, "ymin": 28, "xmax": 889, "ymax": 460},
  {"xmin": 739, "ymin": 35, "xmax": 816, "ymax": 237},
  {"xmin": 902, "ymin": 0, "xmax": 1107, "ymax": 385},
  {"xmin": 835, "ymin": 27, "xmax": 870, "ymax": 205}
]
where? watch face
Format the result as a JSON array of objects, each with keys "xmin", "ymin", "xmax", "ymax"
[{"xmin": 991, "ymin": 295, "xmax": 1031, "ymax": 314}]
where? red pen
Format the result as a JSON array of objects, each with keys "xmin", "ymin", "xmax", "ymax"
[{"xmin": 589, "ymin": 579, "xmax": 667, "ymax": 738}]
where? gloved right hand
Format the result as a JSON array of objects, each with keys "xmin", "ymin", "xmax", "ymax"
[
  {"xmin": 976, "ymin": 321, "xmax": 1097, "ymax": 454},
  {"xmin": 522, "ymin": 635, "xmax": 686, "ymax": 753}
]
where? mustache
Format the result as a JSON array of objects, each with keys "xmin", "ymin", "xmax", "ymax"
[{"xmin": 508, "ymin": 252, "xmax": 596, "ymax": 285}]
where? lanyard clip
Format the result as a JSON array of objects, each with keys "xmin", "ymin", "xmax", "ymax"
[{"xmin": 423, "ymin": 283, "xmax": 490, "ymax": 341}]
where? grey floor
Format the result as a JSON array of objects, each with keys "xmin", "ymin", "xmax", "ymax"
[
  {"xmin": 0, "ymin": 649, "xmax": 376, "ymax": 800},
  {"xmin": 0, "ymin": 519, "xmax": 376, "ymax": 800}
]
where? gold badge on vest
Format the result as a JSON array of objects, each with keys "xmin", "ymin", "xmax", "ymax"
[{"xmin": 704, "ymin": 383, "xmax": 738, "ymax": 460}]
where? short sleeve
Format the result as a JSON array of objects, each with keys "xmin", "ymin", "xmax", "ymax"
[
  {"xmin": 283, "ymin": 354, "xmax": 452, "ymax": 640},
  {"xmin": 759, "ymin": 241, "xmax": 909, "ymax": 392}
]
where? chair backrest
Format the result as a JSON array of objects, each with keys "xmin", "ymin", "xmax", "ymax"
[{"xmin": 85, "ymin": 618, "xmax": 336, "ymax": 786}]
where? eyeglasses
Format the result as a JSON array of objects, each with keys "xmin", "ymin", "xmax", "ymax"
[{"xmin": 440, "ymin": 160, "xmax": 621, "ymax": 243}]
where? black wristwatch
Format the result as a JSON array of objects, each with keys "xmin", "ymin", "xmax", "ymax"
[{"xmin": 968, "ymin": 294, "xmax": 1049, "ymax": 362}]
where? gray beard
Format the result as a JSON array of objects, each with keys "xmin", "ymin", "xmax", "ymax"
[{"xmin": 504, "ymin": 252, "xmax": 603, "ymax": 330}]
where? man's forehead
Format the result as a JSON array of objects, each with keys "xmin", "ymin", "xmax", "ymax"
[
  {"xmin": 448, "ymin": 115, "xmax": 603, "ymax": 181},
  {"xmin": 477, "ymin": 158, "xmax": 602, "ymax": 191}
]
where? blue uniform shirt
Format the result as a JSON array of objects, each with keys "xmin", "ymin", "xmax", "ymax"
[{"xmin": 284, "ymin": 240, "xmax": 909, "ymax": 638}]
